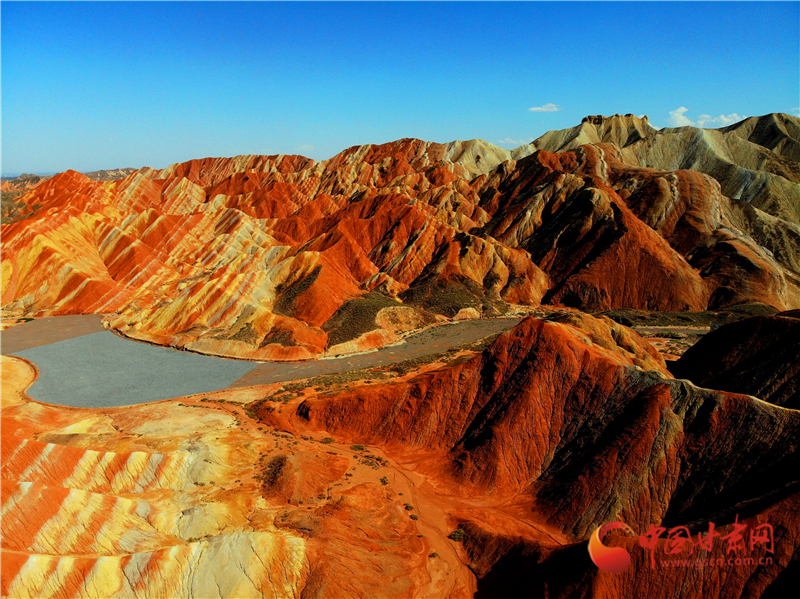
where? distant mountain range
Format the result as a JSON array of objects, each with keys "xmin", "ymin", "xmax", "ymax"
[
  {"xmin": 1, "ymin": 168, "xmax": 137, "ymax": 222},
  {"xmin": 2, "ymin": 113, "xmax": 798, "ymax": 360}
]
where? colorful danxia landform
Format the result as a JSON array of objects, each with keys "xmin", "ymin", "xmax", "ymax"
[
  {"xmin": 2, "ymin": 113, "xmax": 799, "ymax": 598},
  {"xmin": 2, "ymin": 114, "xmax": 799, "ymax": 361},
  {"xmin": 2, "ymin": 311, "xmax": 799, "ymax": 597}
]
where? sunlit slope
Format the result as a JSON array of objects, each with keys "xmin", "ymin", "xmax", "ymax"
[{"xmin": 3, "ymin": 116, "xmax": 798, "ymax": 359}]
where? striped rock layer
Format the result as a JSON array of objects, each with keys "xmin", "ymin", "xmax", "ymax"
[
  {"xmin": 2, "ymin": 312, "xmax": 798, "ymax": 598},
  {"xmin": 0, "ymin": 355, "xmax": 441, "ymax": 599},
  {"xmin": 2, "ymin": 114, "xmax": 799, "ymax": 359}
]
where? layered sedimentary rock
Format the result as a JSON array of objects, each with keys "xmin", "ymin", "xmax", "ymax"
[
  {"xmin": 670, "ymin": 312, "xmax": 800, "ymax": 409},
  {"xmin": 4, "ymin": 311, "xmax": 798, "ymax": 597},
  {"xmin": 2, "ymin": 115, "xmax": 798, "ymax": 358},
  {"xmin": 1, "ymin": 169, "xmax": 137, "ymax": 224},
  {"xmin": 1, "ymin": 355, "xmax": 461, "ymax": 599},
  {"xmin": 534, "ymin": 113, "xmax": 800, "ymax": 289},
  {"xmin": 289, "ymin": 316, "xmax": 800, "ymax": 598},
  {"xmin": 478, "ymin": 142, "xmax": 796, "ymax": 310},
  {"xmin": 533, "ymin": 113, "xmax": 799, "ymax": 222}
]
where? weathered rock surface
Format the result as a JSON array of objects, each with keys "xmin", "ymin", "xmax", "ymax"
[
  {"xmin": 1, "ymin": 169, "xmax": 137, "ymax": 224},
  {"xmin": 670, "ymin": 313, "xmax": 800, "ymax": 408},
  {"xmin": 533, "ymin": 113, "xmax": 800, "ymax": 293},
  {"xmin": 3, "ymin": 311, "xmax": 797, "ymax": 598},
  {"xmin": 0, "ymin": 355, "xmax": 465, "ymax": 598}
]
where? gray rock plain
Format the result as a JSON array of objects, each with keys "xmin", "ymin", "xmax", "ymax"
[{"xmin": 2, "ymin": 315, "xmax": 522, "ymax": 407}]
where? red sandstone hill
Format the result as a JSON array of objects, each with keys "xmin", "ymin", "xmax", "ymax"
[
  {"xmin": 2, "ymin": 303, "xmax": 797, "ymax": 597},
  {"xmin": 1, "ymin": 168, "xmax": 136, "ymax": 223},
  {"xmin": 283, "ymin": 315, "xmax": 800, "ymax": 598},
  {"xmin": 2, "ymin": 115, "xmax": 798, "ymax": 359}
]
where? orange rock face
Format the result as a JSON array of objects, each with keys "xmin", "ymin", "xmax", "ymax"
[
  {"xmin": 2, "ymin": 124, "xmax": 798, "ymax": 358},
  {"xmin": 287, "ymin": 316, "xmax": 800, "ymax": 598},
  {"xmin": 3, "ymin": 312, "xmax": 797, "ymax": 597},
  {"xmin": 0, "ymin": 355, "xmax": 474, "ymax": 598}
]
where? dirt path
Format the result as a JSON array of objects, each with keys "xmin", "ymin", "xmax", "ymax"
[
  {"xmin": 230, "ymin": 318, "xmax": 523, "ymax": 388},
  {"xmin": 292, "ymin": 437, "xmax": 478, "ymax": 598},
  {"xmin": 194, "ymin": 394, "xmax": 478, "ymax": 597}
]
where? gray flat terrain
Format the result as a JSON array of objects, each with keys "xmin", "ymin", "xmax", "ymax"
[
  {"xmin": 10, "ymin": 331, "xmax": 256, "ymax": 407},
  {"xmin": 4, "ymin": 316, "xmax": 523, "ymax": 407},
  {"xmin": 1, "ymin": 314, "xmax": 105, "ymax": 354}
]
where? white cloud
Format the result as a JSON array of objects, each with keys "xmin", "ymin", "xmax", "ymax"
[
  {"xmin": 529, "ymin": 103, "xmax": 559, "ymax": 113},
  {"xmin": 792, "ymin": 107, "xmax": 800, "ymax": 114},
  {"xmin": 698, "ymin": 113, "xmax": 746, "ymax": 127},
  {"xmin": 497, "ymin": 137, "xmax": 534, "ymax": 146},
  {"xmin": 668, "ymin": 106, "xmax": 694, "ymax": 127},
  {"xmin": 667, "ymin": 107, "xmax": 746, "ymax": 128},
  {"xmin": 295, "ymin": 144, "xmax": 315, "ymax": 154}
]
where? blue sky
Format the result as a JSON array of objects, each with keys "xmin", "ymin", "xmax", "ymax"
[{"xmin": 2, "ymin": 1, "xmax": 798, "ymax": 175}]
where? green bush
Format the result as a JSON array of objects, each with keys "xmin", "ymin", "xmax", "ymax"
[{"xmin": 448, "ymin": 528, "xmax": 466, "ymax": 542}]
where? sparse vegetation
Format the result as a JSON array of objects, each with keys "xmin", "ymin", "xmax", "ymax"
[
  {"xmin": 254, "ymin": 455, "xmax": 288, "ymax": 491},
  {"xmin": 653, "ymin": 331, "xmax": 684, "ymax": 340},
  {"xmin": 322, "ymin": 292, "xmax": 402, "ymax": 348},
  {"xmin": 320, "ymin": 437, "xmax": 336, "ymax": 444},
  {"xmin": 380, "ymin": 477, "xmax": 389, "ymax": 486},
  {"xmin": 388, "ymin": 352, "xmax": 450, "ymax": 376},
  {"xmin": 273, "ymin": 266, "xmax": 322, "ymax": 317},
  {"xmin": 448, "ymin": 528, "xmax": 466, "ymax": 542},
  {"xmin": 399, "ymin": 276, "xmax": 483, "ymax": 318},
  {"xmin": 599, "ymin": 303, "xmax": 778, "ymax": 328}
]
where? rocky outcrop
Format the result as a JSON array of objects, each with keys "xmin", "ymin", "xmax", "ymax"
[
  {"xmin": 0, "ymin": 355, "xmax": 454, "ymax": 599},
  {"xmin": 532, "ymin": 113, "xmax": 800, "ymax": 222},
  {"xmin": 1, "ymin": 169, "xmax": 137, "ymax": 224},
  {"xmin": 3, "ymin": 309, "xmax": 797, "ymax": 598},
  {"xmin": 532, "ymin": 113, "xmax": 800, "ymax": 294},
  {"xmin": 670, "ymin": 313, "xmax": 800, "ymax": 408},
  {"xmin": 475, "ymin": 144, "xmax": 796, "ymax": 310}
]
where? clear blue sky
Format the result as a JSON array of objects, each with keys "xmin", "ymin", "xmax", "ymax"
[{"xmin": 2, "ymin": 1, "xmax": 798, "ymax": 175}]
